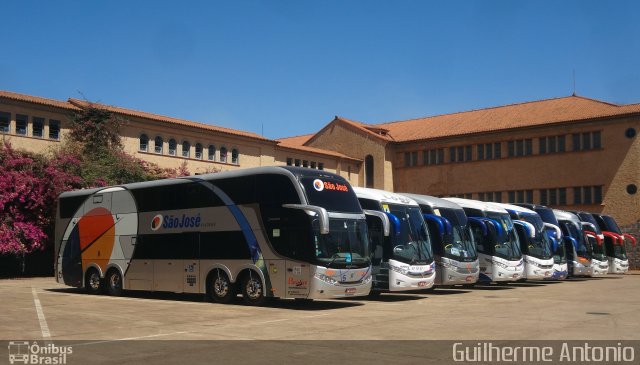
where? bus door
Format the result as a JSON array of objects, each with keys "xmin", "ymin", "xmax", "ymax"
[
  {"xmin": 126, "ymin": 236, "xmax": 154, "ymax": 291},
  {"xmin": 285, "ymin": 261, "xmax": 310, "ymax": 298},
  {"xmin": 153, "ymin": 234, "xmax": 185, "ymax": 293},
  {"xmin": 183, "ymin": 233, "xmax": 200, "ymax": 293}
]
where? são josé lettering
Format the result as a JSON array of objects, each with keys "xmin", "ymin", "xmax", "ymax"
[
  {"xmin": 323, "ymin": 181, "xmax": 349, "ymax": 192},
  {"xmin": 161, "ymin": 213, "xmax": 201, "ymax": 229}
]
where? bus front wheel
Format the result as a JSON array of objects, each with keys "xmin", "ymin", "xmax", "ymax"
[
  {"xmin": 208, "ymin": 270, "xmax": 236, "ymax": 304},
  {"xmin": 85, "ymin": 268, "xmax": 103, "ymax": 295},
  {"xmin": 241, "ymin": 271, "xmax": 266, "ymax": 306}
]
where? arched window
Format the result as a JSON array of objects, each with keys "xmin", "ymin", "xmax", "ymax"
[
  {"xmin": 231, "ymin": 149, "xmax": 239, "ymax": 165},
  {"xmin": 195, "ymin": 143, "xmax": 203, "ymax": 160},
  {"xmin": 182, "ymin": 141, "xmax": 191, "ymax": 158},
  {"xmin": 139, "ymin": 134, "xmax": 149, "ymax": 152},
  {"xmin": 220, "ymin": 147, "xmax": 228, "ymax": 163},
  {"xmin": 365, "ymin": 155, "xmax": 374, "ymax": 188},
  {"xmin": 168, "ymin": 139, "xmax": 177, "ymax": 156},
  {"xmin": 154, "ymin": 136, "xmax": 163, "ymax": 154},
  {"xmin": 208, "ymin": 145, "xmax": 216, "ymax": 161}
]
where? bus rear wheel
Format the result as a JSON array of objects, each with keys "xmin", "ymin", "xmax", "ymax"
[
  {"xmin": 241, "ymin": 271, "xmax": 266, "ymax": 306},
  {"xmin": 106, "ymin": 269, "xmax": 123, "ymax": 296},
  {"xmin": 85, "ymin": 268, "xmax": 104, "ymax": 295},
  {"xmin": 208, "ymin": 270, "xmax": 236, "ymax": 304}
]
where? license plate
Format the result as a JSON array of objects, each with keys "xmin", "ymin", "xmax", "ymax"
[
  {"xmin": 512, "ymin": 273, "xmax": 519, "ymax": 278},
  {"xmin": 418, "ymin": 281, "xmax": 427, "ymax": 287},
  {"xmin": 544, "ymin": 271, "xmax": 550, "ymax": 276},
  {"xmin": 345, "ymin": 287, "xmax": 356, "ymax": 294},
  {"xmin": 466, "ymin": 276, "xmax": 473, "ymax": 282}
]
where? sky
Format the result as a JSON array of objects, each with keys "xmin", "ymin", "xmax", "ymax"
[{"xmin": 2, "ymin": 0, "xmax": 640, "ymax": 140}]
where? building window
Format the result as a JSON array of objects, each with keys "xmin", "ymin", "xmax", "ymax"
[
  {"xmin": 572, "ymin": 133, "xmax": 580, "ymax": 151},
  {"xmin": 508, "ymin": 191, "xmax": 515, "ymax": 203},
  {"xmin": 139, "ymin": 134, "xmax": 149, "ymax": 152},
  {"xmin": 494, "ymin": 192, "xmax": 502, "ymax": 203},
  {"xmin": 594, "ymin": 186, "xmax": 603, "ymax": 203},
  {"xmin": 168, "ymin": 139, "xmax": 177, "ymax": 156},
  {"xmin": 16, "ymin": 114, "xmax": 27, "ymax": 135},
  {"xmin": 573, "ymin": 187, "xmax": 582, "ymax": 205},
  {"xmin": 231, "ymin": 148, "xmax": 239, "ymax": 164},
  {"xmin": 516, "ymin": 140, "xmax": 524, "ymax": 157},
  {"xmin": 477, "ymin": 145, "xmax": 484, "ymax": 160},
  {"xmin": 310, "ymin": 161, "xmax": 316, "ymax": 169},
  {"xmin": 154, "ymin": 136, "xmax": 163, "ymax": 154},
  {"xmin": 182, "ymin": 141, "xmax": 191, "ymax": 158},
  {"xmin": 404, "ymin": 151, "xmax": 418, "ymax": 167},
  {"xmin": 540, "ymin": 189, "xmax": 548, "ymax": 206},
  {"xmin": 584, "ymin": 186, "xmax": 592, "ymax": 204},
  {"xmin": 550, "ymin": 188, "xmax": 558, "ymax": 205},
  {"xmin": 365, "ymin": 155, "xmax": 374, "ymax": 187},
  {"xmin": 507, "ymin": 141, "xmax": 515, "ymax": 157},
  {"xmin": 318, "ymin": 163, "xmax": 324, "ymax": 170},
  {"xmin": 49, "ymin": 120, "xmax": 60, "ymax": 140},
  {"xmin": 0, "ymin": 111, "xmax": 9, "ymax": 133},
  {"xmin": 558, "ymin": 135, "xmax": 566, "ymax": 152},
  {"xmin": 559, "ymin": 188, "xmax": 567, "ymax": 205},
  {"xmin": 593, "ymin": 131, "xmax": 601, "ymax": 149},
  {"xmin": 219, "ymin": 147, "xmax": 227, "ymax": 163},
  {"xmin": 582, "ymin": 133, "xmax": 592, "ymax": 150},
  {"xmin": 539, "ymin": 137, "xmax": 547, "ymax": 154},
  {"xmin": 525, "ymin": 190, "xmax": 533, "ymax": 204},
  {"xmin": 294, "ymin": 158, "xmax": 300, "ymax": 167},
  {"xmin": 494, "ymin": 143, "xmax": 501, "ymax": 159},
  {"xmin": 286, "ymin": 157, "xmax": 292, "ymax": 166},
  {"xmin": 524, "ymin": 139, "xmax": 532, "ymax": 156},
  {"xmin": 195, "ymin": 143, "xmax": 203, "ymax": 159},
  {"xmin": 303, "ymin": 160, "xmax": 309, "ymax": 168},
  {"xmin": 208, "ymin": 145, "xmax": 216, "ymax": 161},
  {"xmin": 457, "ymin": 146, "xmax": 464, "ymax": 162},
  {"xmin": 32, "ymin": 117, "xmax": 44, "ymax": 138},
  {"xmin": 516, "ymin": 190, "xmax": 524, "ymax": 203},
  {"xmin": 548, "ymin": 136, "xmax": 557, "ymax": 153},
  {"xmin": 478, "ymin": 192, "xmax": 485, "ymax": 201},
  {"xmin": 449, "ymin": 147, "xmax": 456, "ymax": 163}
]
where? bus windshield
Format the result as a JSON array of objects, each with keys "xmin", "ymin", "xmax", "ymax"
[
  {"xmin": 564, "ymin": 222, "xmax": 592, "ymax": 259},
  {"xmin": 388, "ymin": 204, "xmax": 433, "ymax": 265},
  {"xmin": 521, "ymin": 215, "xmax": 553, "ymax": 260},
  {"xmin": 535, "ymin": 208, "xmax": 559, "ymax": 226},
  {"xmin": 300, "ymin": 177, "xmax": 362, "ymax": 214},
  {"xmin": 486, "ymin": 212, "xmax": 522, "ymax": 261},
  {"xmin": 552, "ymin": 237, "xmax": 567, "ymax": 264},
  {"xmin": 590, "ymin": 235, "xmax": 607, "ymax": 261},
  {"xmin": 579, "ymin": 213, "xmax": 602, "ymax": 234},
  {"xmin": 614, "ymin": 244, "xmax": 627, "ymax": 260},
  {"xmin": 314, "ymin": 219, "xmax": 370, "ymax": 268},
  {"xmin": 438, "ymin": 208, "xmax": 477, "ymax": 261},
  {"xmin": 602, "ymin": 216, "xmax": 622, "ymax": 234}
]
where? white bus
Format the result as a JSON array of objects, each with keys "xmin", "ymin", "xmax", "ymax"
[
  {"xmin": 55, "ymin": 167, "xmax": 372, "ymax": 305},
  {"xmin": 591, "ymin": 213, "xmax": 635, "ymax": 274},
  {"xmin": 354, "ymin": 188, "xmax": 436, "ymax": 292},
  {"xmin": 497, "ymin": 203, "xmax": 555, "ymax": 280},
  {"xmin": 400, "ymin": 193, "xmax": 479, "ymax": 287},
  {"xmin": 444, "ymin": 198, "xmax": 524, "ymax": 283},
  {"xmin": 552, "ymin": 210, "xmax": 595, "ymax": 277}
]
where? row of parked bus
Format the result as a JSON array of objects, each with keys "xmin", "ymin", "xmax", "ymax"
[{"xmin": 55, "ymin": 167, "xmax": 637, "ymax": 305}]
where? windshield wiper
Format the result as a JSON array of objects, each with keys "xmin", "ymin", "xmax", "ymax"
[{"xmin": 325, "ymin": 253, "xmax": 342, "ymax": 268}]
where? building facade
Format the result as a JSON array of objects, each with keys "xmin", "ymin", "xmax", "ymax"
[{"xmin": 2, "ymin": 90, "xmax": 639, "ymax": 228}]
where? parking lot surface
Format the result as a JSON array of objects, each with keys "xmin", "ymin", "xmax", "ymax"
[{"xmin": 1, "ymin": 274, "xmax": 639, "ymax": 342}]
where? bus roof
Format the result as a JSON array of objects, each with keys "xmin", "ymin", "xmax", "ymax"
[
  {"xmin": 399, "ymin": 193, "xmax": 463, "ymax": 211},
  {"xmin": 495, "ymin": 203, "xmax": 538, "ymax": 217},
  {"xmin": 444, "ymin": 197, "xmax": 508, "ymax": 214},
  {"xmin": 353, "ymin": 187, "xmax": 418, "ymax": 206},
  {"xmin": 552, "ymin": 209, "xmax": 581, "ymax": 224}
]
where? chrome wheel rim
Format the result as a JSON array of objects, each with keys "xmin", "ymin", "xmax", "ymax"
[
  {"xmin": 214, "ymin": 276, "xmax": 229, "ymax": 297},
  {"xmin": 110, "ymin": 273, "xmax": 121, "ymax": 290},
  {"xmin": 89, "ymin": 272, "xmax": 100, "ymax": 290},
  {"xmin": 246, "ymin": 277, "xmax": 262, "ymax": 300}
]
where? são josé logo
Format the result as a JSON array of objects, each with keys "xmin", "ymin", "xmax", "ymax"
[
  {"xmin": 313, "ymin": 179, "xmax": 324, "ymax": 191},
  {"xmin": 151, "ymin": 213, "xmax": 201, "ymax": 230},
  {"xmin": 151, "ymin": 214, "xmax": 163, "ymax": 231}
]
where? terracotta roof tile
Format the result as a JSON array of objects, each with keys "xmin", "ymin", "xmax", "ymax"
[
  {"xmin": 277, "ymin": 138, "xmax": 361, "ymax": 161},
  {"xmin": 373, "ymin": 95, "xmax": 640, "ymax": 142},
  {"xmin": 0, "ymin": 90, "xmax": 80, "ymax": 111},
  {"xmin": 67, "ymin": 98, "xmax": 274, "ymax": 143},
  {"xmin": 276, "ymin": 133, "xmax": 314, "ymax": 146},
  {"xmin": 334, "ymin": 116, "xmax": 394, "ymax": 142}
]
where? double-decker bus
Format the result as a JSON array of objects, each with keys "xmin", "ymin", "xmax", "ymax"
[
  {"xmin": 354, "ymin": 188, "xmax": 435, "ymax": 293},
  {"xmin": 55, "ymin": 167, "xmax": 372, "ymax": 305},
  {"xmin": 497, "ymin": 204, "xmax": 554, "ymax": 280},
  {"xmin": 444, "ymin": 198, "xmax": 524, "ymax": 283},
  {"xmin": 514, "ymin": 203, "xmax": 567, "ymax": 280},
  {"xmin": 592, "ymin": 213, "xmax": 636, "ymax": 274},
  {"xmin": 400, "ymin": 193, "xmax": 478, "ymax": 287},
  {"xmin": 552, "ymin": 210, "xmax": 595, "ymax": 277}
]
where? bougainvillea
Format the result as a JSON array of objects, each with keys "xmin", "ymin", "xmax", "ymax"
[{"xmin": 1, "ymin": 105, "xmax": 190, "ymax": 257}]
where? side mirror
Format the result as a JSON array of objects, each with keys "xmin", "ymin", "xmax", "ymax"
[
  {"xmin": 423, "ymin": 214, "xmax": 453, "ymax": 238},
  {"xmin": 481, "ymin": 218, "xmax": 504, "ymax": 237},
  {"xmin": 468, "ymin": 217, "xmax": 488, "ymax": 236},
  {"xmin": 363, "ymin": 209, "xmax": 391, "ymax": 237},
  {"xmin": 514, "ymin": 220, "xmax": 535, "ymax": 238},
  {"xmin": 580, "ymin": 222, "xmax": 598, "ymax": 233},
  {"xmin": 385, "ymin": 212, "xmax": 402, "ymax": 237},
  {"xmin": 544, "ymin": 223, "xmax": 562, "ymax": 252},
  {"xmin": 283, "ymin": 204, "xmax": 330, "ymax": 234},
  {"xmin": 602, "ymin": 231, "xmax": 622, "ymax": 246},
  {"xmin": 622, "ymin": 233, "xmax": 637, "ymax": 247}
]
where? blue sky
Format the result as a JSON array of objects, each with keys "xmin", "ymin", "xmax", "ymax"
[{"xmin": 2, "ymin": 1, "xmax": 639, "ymax": 139}]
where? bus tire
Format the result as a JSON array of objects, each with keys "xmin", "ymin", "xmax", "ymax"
[
  {"xmin": 85, "ymin": 268, "xmax": 104, "ymax": 295},
  {"xmin": 241, "ymin": 270, "xmax": 266, "ymax": 306},
  {"xmin": 105, "ymin": 269, "xmax": 123, "ymax": 296},
  {"xmin": 207, "ymin": 270, "xmax": 236, "ymax": 304}
]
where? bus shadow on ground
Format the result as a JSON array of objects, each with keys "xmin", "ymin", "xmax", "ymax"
[
  {"xmin": 469, "ymin": 284, "xmax": 514, "ymax": 290},
  {"xmin": 45, "ymin": 288, "xmax": 363, "ymax": 310},
  {"xmin": 342, "ymin": 293, "xmax": 426, "ymax": 302},
  {"xmin": 505, "ymin": 281, "xmax": 549, "ymax": 288}
]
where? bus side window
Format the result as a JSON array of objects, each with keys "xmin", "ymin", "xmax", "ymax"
[{"xmin": 471, "ymin": 226, "xmax": 486, "ymax": 254}]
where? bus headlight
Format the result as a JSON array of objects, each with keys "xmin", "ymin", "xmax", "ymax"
[
  {"xmin": 314, "ymin": 273, "xmax": 338, "ymax": 285},
  {"xmin": 526, "ymin": 259, "xmax": 541, "ymax": 268}
]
